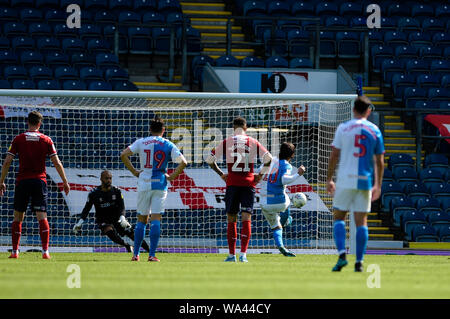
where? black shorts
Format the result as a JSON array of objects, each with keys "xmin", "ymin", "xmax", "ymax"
[
  {"xmin": 97, "ymin": 221, "xmax": 129, "ymax": 236},
  {"xmin": 225, "ymin": 186, "xmax": 255, "ymax": 215},
  {"xmin": 14, "ymin": 179, "xmax": 48, "ymax": 213}
]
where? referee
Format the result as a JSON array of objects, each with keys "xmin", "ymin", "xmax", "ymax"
[{"xmin": 73, "ymin": 170, "xmax": 150, "ymax": 253}]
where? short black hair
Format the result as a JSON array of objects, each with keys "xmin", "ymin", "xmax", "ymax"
[
  {"xmin": 233, "ymin": 117, "xmax": 247, "ymax": 128},
  {"xmin": 28, "ymin": 111, "xmax": 43, "ymax": 125},
  {"xmin": 354, "ymin": 96, "xmax": 373, "ymax": 114},
  {"xmin": 279, "ymin": 142, "xmax": 295, "ymax": 160},
  {"xmin": 150, "ymin": 116, "xmax": 164, "ymax": 133}
]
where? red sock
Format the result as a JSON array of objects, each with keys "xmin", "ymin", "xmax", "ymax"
[
  {"xmin": 227, "ymin": 222, "xmax": 237, "ymax": 255},
  {"xmin": 240, "ymin": 220, "xmax": 251, "ymax": 253},
  {"xmin": 39, "ymin": 219, "xmax": 50, "ymax": 251},
  {"xmin": 11, "ymin": 221, "xmax": 22, "ymax": 252}
]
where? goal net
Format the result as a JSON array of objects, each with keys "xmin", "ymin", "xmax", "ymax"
[{"xmin": 0, "ymin": 91, "xmax": 354, "ymax": 254}]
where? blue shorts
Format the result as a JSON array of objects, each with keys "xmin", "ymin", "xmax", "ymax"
[
  {"xmin": 225, "ymin": 186, "xmax": 255, "ymax": 214},
  {"xmin": 14, "ymin": 179, "xmax": 48, "ymax": 213}
]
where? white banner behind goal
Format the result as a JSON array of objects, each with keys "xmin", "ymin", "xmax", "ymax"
[{"xmin": 0, "ymin": 91, "xmax": 355, "ymax": 254}]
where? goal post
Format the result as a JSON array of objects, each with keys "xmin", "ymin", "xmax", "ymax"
[{"xmin": 0, "ymin": 90, "xmax": 356, "ymax": 254}]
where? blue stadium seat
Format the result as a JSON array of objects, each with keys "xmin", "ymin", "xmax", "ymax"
[
  {"xmin": 315, "ymin": 2, "xmax": 338, "ymax": 16},
  {"xmin": 104, "ymin": 25, "xmax": 128, "ymax": 54},
  {"xmin": 0, "ymin": 50, "xmax": 18, "ymax": 66},
  {"xmin": 291, "ymin": 2, "xmax": 314, "ymax": 17},
  {"xmin": 87, "ymin": 39, "xmax": 111, "ymax": 54},
  {"xmin": 428, "ymin": 88, "xmax": 450, "ymax": 102},
  {"xmin": 391, "ymin": 197, "xmax": 415, "ymax": 227},
  {"xmin": 428, "ymin": 183, "xmax": 450, "ymax": 202},
  {"xmin": 54, "ymin": 66, "xmax": 79, "ymax": 81},
  {"xmin": 104, "ymin": 67, "xmax": 128, "ymax": 81},
  {"xmin": 109, "ymin": 0, "xmax": 132, "ymax": 13},
  {"xmin": 157, "ymin": 0, "xmax": 181, "ymax": 14},
  {"xmin": 0, "ymin": 37, "xmax": 9, "ymax": 50},
  {"xmin": 430, "ymin": 60, "xmax": 450, "ymax": 77},
  {"xmin": 12, "ymin": 79, "xmax": 35, "ymax": 89},
  {"xmin": 79, "ymin": 66, "xmax": 103, "ymax": 82},
  {"xmin": 392, "ymin": 73, "xmax": 416, "ymax": 99},
  {"xmin": 20, "ymin": 8, "xmax": 43, "ymax": 22},
  {"xmin": 4, "ymin": 65, "xmax": 27, "ymax": 81},
  {"xmin": 289, "ymin": 57, "xmax": 313, "ymax": 69},
  {"xmin": 411, "ymin": 3, "xmax": 434, "ymax": 19},
  {"xmin": 381, "ymin": 59, "xmax": 403, "ymax": 83},
  {"xmin": 191, "ymin": 55, "xmax": 215, "ymax": 86},
  {"xmin": 432, "ymin": 32, "xmax": 450, "ymax": 47},
  {"xmin": 112, "ymin": 80, "xmax": 138, "ymax": 91},
  {"xmin": 28, "ymin": 23, "xmax": 53, "ymax": 39},
  {"xmin": 166, "ymin": 12, "xmax": 185, "ymax": 27},
  {"xmin": 277, "ymin": 19, "xmax": 301, "ymax": 33},
  {"xmin": 265, "ymin": 56, "xmax": 288, "ymax": 68},
  {"xmin": 350, "ymin": 17, "xmax": 366, "ymax": 28},
  {"xmin": 37, "ymin": 79, "xmax": 60, "ymax": 90},
  {"xmin": 339, "ymin": 2, "xmax": 362, "ymax": 17},
  {"xmin": 388, "ymin": 153, "xmax": 415, "ymax": 171},
  {"xmin": 424, "ymin": 153, "xmax": 449, "ymax": 173},
  {"xmin": 4, "ymin": 22, "xmax": 27, "ymax": 39},
  {"xmin": 29, "ymin": 65, "xmax": 53, "ymax": 82},
  {"xmin": 395, "ymin": 46, "xmax": 418, "ymax": 59},
  {"xmin": 402, "ymin": 210, "xmax": 427, "ymax": 240},
  {"xmin": 371, "ymin": 46, "xmax": 394, "ymax": 74},
  {"xmin": 0, "ymin": 7, "xmax": 19, "ymax": 22},
  {"xmin": 397, "ymin": 17, "xmax": 421, "ymax": 32},
  {"xmin": 384, "ymin": 31, "xmax": 408, "ymax": 49},
  {"xmin": 319, "ymin": 31, "xmax": 336, "ymax": 58},
  {"xmin": 94, "ymin": 10, "xmax": 116, "ymax": 24},
  {"xmin": 421, "ymin": 18, "xmax": 445, "ymax": 33},
  {"xmin": 408, "ymin": 32, "xmax": 433, "ymax": 48},
  {"xmin": 403, "ymin": 87, "xmax": 428, "ymax": 108},
  {"xmin": 412, "ymin": 224, "xmax": 439, "ymax": 242},
  {"xmin": 85, "ymin": 0, "xmax": 108, "ymax": 10},
  {"xmin": 440, "ymin": 101, "xmax": 450, "ymax": 110},
  {"xmin": 134, "ymin": 0, "xmax": 157, "ymax": 13},
  {"xmin": 215, "ymin": 55, "xmax": 239, "ymax": 67},
  {"xmin": 62, "ymin": 80, "xmax": 87, "ymax": 90},
  {"xmin": 152, "ymin": 27, "xmax": 172, "ymax": 54},
  {"xmin": 44, "ymin": 9, "xmax": 66, "ymax": 26},
  {"xmin": 20, "ymin": 51, "xmax": 44, "ymax": 68},
  {"xmin": 176, "ymin": 27, "xmax": 201, "ymax": 54},
  {"xmin": 267, "ymin": 1, "xmax": 290, "ymax": 16},
  {"xmin": 142, "ymin": 11, "xmax": 165, "ymax": 24},
  {"xmin": 0, "ymin": 80, "xmax": 11, "ymax": 89},
  {"xmin": 393, "ymin": 166, "xmax": 419, "ymax": 189},
  {"xmin": 336, "ymin": 31, "xmax": 360, "ymax": 58},
  {"xmin": 70, "ymin": 52, "xmax": 95, "ymax": 70},
  {"xmin": 263, "ymin": 29, "xmax": 288, "ymax": 57},
  {"xmin": 435, "ymin": 4, "xmax": 450, "ymax": 19},
  {"xmin": 89, "ymin": 80, "xmax": 113, "ymax": 91},
  {"xmin": 54, "ymin": 24, "xmax": 78, "ymax": 40},
  {"xmin": 62, "ymin": 38, "xmax": 86, "ymax": 55},
  {"xmin": 416, "ymin": 74, "xmax": 441, "ymax": 88},
  {"xmin": 378, "ymin": 17, "xmax": 398, "ymax": 30},
  {"xmin": 405, "ymin": 59, "xmax": 430, "ymax": 76},
  {"xmin": 325, "ymin": 16, "xmax": 348, "ymax": 27},
  {"xmin": 118, "ymin": 11, "xmax": 141, "ymax": 24},
  {"xmin": 96, "ymin": 53, "xmax": 120, "ymax": 70},
  {"xmin": 405, "ymin": 182, "xmax": 431, "ymax": 204},
  {"xmin": 11, "ymin": 37, "xmax": 35, "ymax": 54},
  {"xmin": 36, "ymin": 37, "xmax": 60, "ymax": 54},
  {"xmin": 11, "ymin": 0, "xmax": 33, "ymax": 8},
  {"xmin": 417, "ymin": 197, "xmax": 443, "ymax": 217},
  {"xmin": 367, "ymin": 30, "xmax": 384, "ymax": 46},
  {"xmin": 240, "ymin": 56, "xmax": 264, "ymax": 68},
  {"xmin": 441, "ymin": 74, "xmax": 450, "ymax": 88},
  {"xmin": 243, "ymin": 0, "xmax": 266, "ymax": 16},
  {"xmin": 79, "ymin": 24, "xmax": 102, "ymax": 42},
  {"xmin": 381, "ymin": 181, "xmax": 404, "ymax": 213},
  {"xmin": 288, "ymin": 30, "xmax": 311, "ymax": 58},
  {"xmin": 383, "ymin": 169, "xmax": 394, "ymax": 182},
  {"xmin": 387, "ymin": 3, "xmax": 410, "ymax": 17},
  {"xmin": 438, "ymin": 224, "xmax": 450, "ymax": 242}
]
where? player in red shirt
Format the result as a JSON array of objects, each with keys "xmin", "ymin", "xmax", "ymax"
[
  {"xmin": 0, "ymin": 111, "xmax": 70, "ymax": 259},
  {"xmin": 207, "ymin": 117, "xmax": 272, "ymax": 262}
]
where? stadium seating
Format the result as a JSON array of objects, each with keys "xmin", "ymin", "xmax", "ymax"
[
  {"xmin": 412, "ymin": 224, "xmax": 439, "ymax": 242},
  {"xmin": 391, "ymin": 197, "xmax": 415, "ymax": 227},
  {"xmin": 381, "ymin": 181, "xmax": 404, "ymax": 213},
  {"xmin": 402, "ymin": 210, "xmax": 427, "ymax": 241}
]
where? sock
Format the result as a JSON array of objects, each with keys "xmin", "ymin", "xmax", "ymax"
[
  {"xmin": 273, "ymin": 228, "xmax": 283, "ymax": 248},
  {"xmin": 240, "ymin": 220, "xmax": 251, "ymax": 253},
  {"xmin": 333, "ymin": 220, "xmax": 346, "ymax": 256},
  {"xmin": 280, "ymin": 208, "xmax": 290, "ymax": 227},
  {"xmin": 356, "ymin": 226, "xmax": 369, "ymax": 263},
  {"xmin": 227, "ymin": 222, "xmax": 237, "ymax": 256},
  {"xmin": 133, "ymin": 222, "xmax": 146, "ymax": 256},
  {"xmin": 38, "ymin": 219, "xmax": 50, "ymax": 252},
  {"xmin": 149, "ymin": 220, "xmax": 161, "ymax": 257},
  {"xmin": 11, "ymin": 221, "xmax": 22, "ymax": 253},
  {"xmin": 105, "ymin": 228, "xmax": 128, "ymax": 247}
]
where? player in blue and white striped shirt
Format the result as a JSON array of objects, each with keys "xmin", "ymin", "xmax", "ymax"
[
  {"xmin": 327, "ymin": 96, "xmax": 385, "ymax": 272},
  {"xmin": 121, "ymin": 116, "xmax": 187, "ymax": 262},
  {"xmin": 258, "ymin": 142, "xmax": 305, "ymax": 257}
]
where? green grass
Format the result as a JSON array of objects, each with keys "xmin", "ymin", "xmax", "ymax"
[{"xmin": 0, "ymin": 252, "xmax": 449, "ymax": 299}]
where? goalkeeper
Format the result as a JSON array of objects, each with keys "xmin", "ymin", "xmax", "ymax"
[{"xmin": 73, "ymin": 170, "xmax": 150, "ymax": 253}]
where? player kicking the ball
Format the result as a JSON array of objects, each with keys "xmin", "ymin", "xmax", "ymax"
[
  {"xmin": 207, "ymin": 117, "xmax": 272, "ymax": 263},
  {"xmin": 121, "ymin": 116, "xmax": 187, "ymax": 262},
  {"xmin": 327, "ymin": 96, "xmax": 384, "ymax": 272},
  {"xmin": 72, "ymin": 170, "xmax": 150, "ymax": 253},
  {"xmin": 258, "ymin": 142, "xmax": 305, "ymax": 257}
]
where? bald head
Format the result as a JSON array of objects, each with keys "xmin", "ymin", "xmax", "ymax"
[{"xmin": 100, "ymin": 170, "xmax": 112, "ymax": 190}]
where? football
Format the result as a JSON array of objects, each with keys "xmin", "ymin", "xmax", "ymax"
[{"xmin": 292, "ymin": 192, "xmax": 307, "ymax": 208}]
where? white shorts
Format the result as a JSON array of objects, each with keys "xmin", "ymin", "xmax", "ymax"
[
  {"xmin": 260, "ymin": 197, "xmax": 290, "ymax": 229},
  {"xmin": 137, "ymin": 190, "xmax": 167, "ymax": 215},
  {"xmin": 332, "ymin": 188, "xmax": 371, "ymax": 213}
]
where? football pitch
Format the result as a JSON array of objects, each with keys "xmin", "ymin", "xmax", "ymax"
[{"xmin": 0, "ymin": 252, "xmax": 449, "ymax": 299}]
